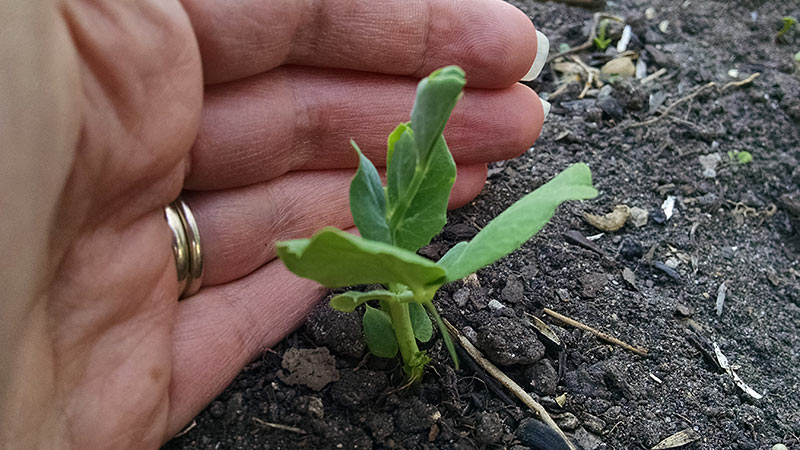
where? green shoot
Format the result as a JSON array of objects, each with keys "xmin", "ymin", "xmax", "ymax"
[
  {"xmin": 777, "ymin": 16, "xmax": 798, "ymax": 40},
  {"xmin": 728, "ymin": 150, "xmax": 753, "ymax": 164},
  {"xmin": 593, "ymin": 19, "xmax": 612, "ymax": 50},
  {"xmin": 276, "ymin": 66, "xmax": 598, "ymax": 382}
]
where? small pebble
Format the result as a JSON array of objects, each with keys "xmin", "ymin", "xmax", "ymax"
[
  {"xmin": 651, "ymin": 209, "xmax": 667, "ymax": 224},
  {"xmin": 620, "ymin": 236, "xmax": 644, "ymax": 259},
  {"xmin": 674, "ymin": 304, "xmax": 695, "ymax": 317},
  {"xmin": 582, "ymin": 413, "xmax": 606, "ymax": 434},
  {"xmin": 557, "ymin": 412, "xmax": 580, "ymax": 431},
  {"xmin": 452, "ymin": 287, "xmax": 470, "ymax": 308},
  {"xmin": 488, "ymin": 299, "xmax": 506, "ymax": 310},
  {"xmin": 209, "ymin": 400, "xmax": 225, "ymax": 419}
]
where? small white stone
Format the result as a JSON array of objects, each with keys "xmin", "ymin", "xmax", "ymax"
[{"xmin": 488, "ymin": 300, "xmax": 506, "ymax": 310}]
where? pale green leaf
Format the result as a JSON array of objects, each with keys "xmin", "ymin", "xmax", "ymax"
[
  {"xmin": 388, "ymin": 135, "xmax": 456, "ymax": 251},
  {"xmin": 384, "ymin": 67, "xmax": 463, "ymax": 252},
  {"xmin": 438, "ymin": 163, "xmax": 598, "ymax": 282},
  {"xmin": 276, "ymin": 227, "xmax": 445, "ymax": 297},
  {"xmin": 349, "ymin": 141, "xmax": 391, "ymax": 243},
  {"xmin": 409, "ymin": 302, "xmax": 433, "ymax": 342},
  {"xmin": 330, "ymin": 290, "xmax": 399, "ymax": 312},
  {"xmin": 386, "ymin": 124, "xmax": 417, "ymax": 211},
  {"xmin": 363, "ymin": 305, "xmax": 398, "ymax": 358},
  {"xmin": 410, "ymin": 66, "xmax": 466, "ymax": 163}
]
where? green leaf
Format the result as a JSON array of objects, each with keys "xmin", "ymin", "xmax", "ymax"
[
  {"xmin": 436, "ymin": 241, "xmax": 467, "ymax": 268},
  {"xmin": 330, "ymin": 289, "xmax": 408, "ymax": 312},
  {"xmin": 593, "ymin": 36, "xmax": 612, "ymax": 50},
  {"xmin": 385, "ymin": 67, "xmax": 463, "ymax": 251},
  {"xmin": 409, "ymin": 302, "xmax": 433, "ymax": 342},
  {"xmin": 438, "ymin": 163, "xmax": 598, "ymax": 282},
  {"xmin": 388, "ymin": 134, "xmax": 456, "ymax": 251},
  {"xmin": 594, "ymin": 19, "xmax": 611, "ymax": 50},
  {"xmin": 410, "ymin": 66, "xmax": 466, "ymax": 163},
  {"xmin": 363, "ymin": 305, "xmax": 398, "ymax": 358},
  {"xmin": 276, "ymin": 227, "xmax": 445, "ymax": 297},
  {"xmin": 349, "ymin": 141, "xmax": 391, "ymax": 244},
  {"xmin": 736, "ymin": 151, "xmax": 753, "ymax": 164},
  {"xmin": 386, "ymin": 124, "xmax": 418, "ymax": 212},
  {"xmin": 778, "ymin": 16, "xmax": 798, "ymax": 38}
]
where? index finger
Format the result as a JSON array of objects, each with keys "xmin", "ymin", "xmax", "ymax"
[{"xmin": 179, "ymin": 0, "xmax": 547, "ymax": 87}]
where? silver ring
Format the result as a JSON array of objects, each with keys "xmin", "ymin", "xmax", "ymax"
[{"xmin": 165, "ymin": 197, "xmax": 204, "ymax": 299}]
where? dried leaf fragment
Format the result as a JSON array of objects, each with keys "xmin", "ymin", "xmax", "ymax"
[
  {"xmin": 622, "ymin": 267, "xmax": 638, "ymax": 290},
  {"xmin": 715, "ymin": 282, "xmax": 727, "ymax": 317},
  {"xmin": 651, "ymin": 428, "xmax": 700, "ymax": 449},
  {"xmin": 527, "ymin": 313, "xmax": 563, "ymax": 349},
  {"xmin": 713, "ymin": 343, "xmax": 764, "ymax": 400},
  {"xmin": 583, "ymin": 205, "xmax": 631, "ymax": 231},
  {"xmin": 662, "ymin": 196, "xmax": 676, "ymax": 220}
]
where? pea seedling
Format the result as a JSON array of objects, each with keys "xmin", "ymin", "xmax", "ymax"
[{"xmin": 277, "ymin": 66, "xmax": 597, "ymax": 381}]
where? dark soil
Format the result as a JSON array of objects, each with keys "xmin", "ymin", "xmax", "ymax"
[{"xmin": 165, "ymin": 0, "xmax": 800, "ymax": 448}]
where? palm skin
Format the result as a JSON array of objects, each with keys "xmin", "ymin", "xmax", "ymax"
[
  {"xmin": 1, "ymin": 1, "xmax": 201, "ymax": 448},
  {"xmin": 0, "ymin": 0, "xmax": 546, "ymax": 448}
]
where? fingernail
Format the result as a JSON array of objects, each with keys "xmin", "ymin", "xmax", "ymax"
[
  {"xmin": 540, "ymin": 98, "xmax": 551, "ymax": 120},
  {"xmin": 521, "ymin": 30, "xmax": 550, "ymax": 82}
]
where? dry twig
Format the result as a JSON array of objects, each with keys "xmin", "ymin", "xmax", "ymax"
[
  {"xmin": 252, "ymin": 417, "xmax": 307, "ymax": 434},
  {"xmin": 627, "ymin": 73, "xmax": 760, "ymax": 129},
  {"xmin": 542, "ymin": 308, "xmax": 649, "ymax": 357},
  {"xmin": 546, "ymin": 13, "xmax": 625, "ymax": 63},
  {"xmin": 640, "ymin": 67, "xmax": 667, "ymax": 85},
  {"xmin": 443, "ymin": 318, "xmax": 578, "ymax": 450},
  {"xmin": 173, "ymin": 420, "xmax": 197, "ymax": 438},
  {"xmin": 568, "ymin": 55, "xmax": 597, "ymax": 98}
]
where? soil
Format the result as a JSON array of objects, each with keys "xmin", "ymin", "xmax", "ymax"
[{"xmin": 164, "ymin": 0, "xmax": 800, "ymax": 449}]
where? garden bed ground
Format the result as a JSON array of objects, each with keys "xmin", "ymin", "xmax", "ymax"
[{"xmin": 165, "ymin": 0, "xmax": 800, "ymax": 448}]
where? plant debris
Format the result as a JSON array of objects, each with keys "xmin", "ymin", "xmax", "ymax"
[
  {"xmin": 583, "ymin": 204, "xmax": 631, "ymax": 231},
  {"xmin": 543, "ymin": 308, "xmax": 648, "ymax": 356},
  {"xmin": 713, "ymin": 344, "xmax": 764, "ymax": 400},
  {"xmin": 651, "ymin": 428, "xmax": 701, "ymax": 449},
  {"xmin": 563, "ymin": 230, "xmax": 607, "ymax": 255},
  {"xmin": 715, "ymin": 282, "xmax": 727, "ymax": 317}
]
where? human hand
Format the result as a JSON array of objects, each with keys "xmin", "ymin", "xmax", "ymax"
[{"xmin": 0, "ymin": 0, "xmax": 548, "ymax": 448}]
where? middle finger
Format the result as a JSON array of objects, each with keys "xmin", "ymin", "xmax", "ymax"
[{"xmin": 185, "ymin": 66, "xmax": 545, "ymax": 191}]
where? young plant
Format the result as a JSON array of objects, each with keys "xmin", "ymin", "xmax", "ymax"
[
  {"xmin": 593, "ymin": 19, "xmax": 612, "ymax": 50},
  {"xmin": 777, "ymin": 16, "xmax": 798, "ymax": 41},
  {"xmin": 276, "ymin": 66, "xmax": 597, "ymax": 381},
  {"xmin": 728, "ymin": 150, "xmax": 753, "ymax": 164}
]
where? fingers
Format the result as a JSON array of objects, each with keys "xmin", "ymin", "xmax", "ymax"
[
  {"xmin": 167, "ymin": 259, "xmax": 326, "ymax": 437},
  {"xmin": 186, "ymin": 163, "xmax": 487, "ymax": 286},
  {"xmin": 185, "ymin": 67, "xmax": 543, "ymax": 191},
  {"xmin": 180, "ymin": 0, "xmax": 539, "ymax": 87}
]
